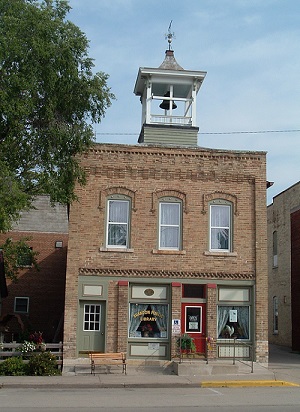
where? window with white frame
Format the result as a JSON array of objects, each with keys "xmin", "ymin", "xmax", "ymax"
[
  {"xmin": 83, "ymin": 304, "xmax": 101, "ymax": 331},
  {"xmin": 14, "ymin": 297, "xmax": 29, "ymax": 313},
  {"xmin": 159, "ymin": 199, "xmax": 181, "ymax": 250},
  {"xmin": 106, "ymin": 197, "xmax": 130, "ymax": 248},
  {"xmin": 210, "ymin": 201, "xmax": 232, "ymax": 251}
]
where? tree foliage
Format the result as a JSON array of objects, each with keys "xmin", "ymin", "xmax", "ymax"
[
  {"xmin": 0, "ymin": 237, "xmax": 39, "ymax": 282},
  {"xmin": 0, "ymin": 0, "xmax": 115, "ymax": 233}
]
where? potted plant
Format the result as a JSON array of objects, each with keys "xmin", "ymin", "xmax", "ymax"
[
  {"xmin": 177, "ymin": 333, "xmax": 196, "ymax": 353},
  {"xmin": 29, "ymin": 332, "xmax": 46, "ymax": 351},
  {"xmin": 141, "ymin": 323, "xmax": 153, "ymax": 337}
]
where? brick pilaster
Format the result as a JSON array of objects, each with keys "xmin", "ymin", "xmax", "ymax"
[
  {"xmin": 117, "ymin": 280, "xmax": 129, "ymax": 353},
  {"xmin": 171, "ymin": 282, "xmax": 181, "ymax": 358},
  {"xmin": 206, "ymin": 284, "xmax": 217, "ymax": 359}
]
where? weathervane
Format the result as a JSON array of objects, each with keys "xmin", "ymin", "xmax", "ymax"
[{"xmin": 165, "ymin": 20, "xmax": 175, "ymax": 50}]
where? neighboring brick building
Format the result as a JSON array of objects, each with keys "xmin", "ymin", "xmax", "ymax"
[
  {"xmin": 63, "ymin": 47, "xmax": 268, "ymax": 371},
  {"xmin": 267, "ymin": 181, "xmax": 300, "ymax": 350},
  {"xmin": 0, "ymin": 195, "xmax": 68, "ymax": 343}
]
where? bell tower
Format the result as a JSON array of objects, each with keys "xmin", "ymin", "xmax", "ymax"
[{"xmin": 134, "ymin": 28, "xmax": 206, "ymax": 146}]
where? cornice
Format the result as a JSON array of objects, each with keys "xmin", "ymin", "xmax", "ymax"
[
  {"xmin": 86, "ymin": 164, "xmax": 255, "ymax": 185},
  {"xmin": 86, "ymin": 143, "xmax": 265, "ymax": 162},
  {"xmin": 79, "ymin": 267, "xmax": 255, "ymax": 281}
]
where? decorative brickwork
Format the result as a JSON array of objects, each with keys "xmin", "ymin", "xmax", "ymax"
[{"xmin": 78, "ymin": 268, "xmax": 255, "ymax": 281}]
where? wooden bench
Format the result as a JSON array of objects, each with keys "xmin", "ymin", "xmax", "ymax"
[{"xmin": 89, "ymin": 352, "xmax": 127, "ymax": 375}]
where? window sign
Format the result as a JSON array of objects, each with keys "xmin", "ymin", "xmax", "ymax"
[
  {"xmin": 172, "ymin": 319, "xmax": 181, "ymax": 335},
  {"xmin": 129, "ymin": 304, "xmax": 168, "ymax": 338},
  {"xmin": 229, "ymin": 309, "xmax": 237, "ymax": 323},
  {"xmin": 185, "ymin": 306, "xmax": 201, "ymax": 333}
]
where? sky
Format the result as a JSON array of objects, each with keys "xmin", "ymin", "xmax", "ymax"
[{"xmin": 67, "ymin": 0, "xmax": 300, "ymax": 205}]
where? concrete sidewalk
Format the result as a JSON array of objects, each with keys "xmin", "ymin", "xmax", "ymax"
[{"xmin": 0, "ymin": 344, "xmax": 299, "ymax": 389}]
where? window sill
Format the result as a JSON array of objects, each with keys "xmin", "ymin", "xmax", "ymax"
[
  {"xmin": 99, "ymin": 247, "xmax": 134, "ymax": 253},
  {"xmin": 204, "ymin": 251, "xmax": 237, "ymax": 257},
  {"xmin": 152, "ymin": 249, "xmax": 186, "ymax": 255}
]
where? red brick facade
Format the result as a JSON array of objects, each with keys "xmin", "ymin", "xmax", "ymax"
[{"xmin": 0, "ymin": 231, "xmax": 68, "ymax": 342}]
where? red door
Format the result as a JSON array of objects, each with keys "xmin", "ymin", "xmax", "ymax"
[{"xmin": 181, "ymin": 303, "xmax": 206, "ymax": 353}]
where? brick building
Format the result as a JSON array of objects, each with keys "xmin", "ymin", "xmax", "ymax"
[
  {"xmin": 63, "ymin": 47, "xmax": 268, "ymax": 371},
  {"xmin": 267, "ymin": 181, "xmax": 300, "ymax": 350},
  {"xmin": 0, "ymin": 195, "xmax": 68, "ymax": 343}
]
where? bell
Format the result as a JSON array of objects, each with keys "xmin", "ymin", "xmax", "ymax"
[{"xmin": 159, "ymin": 91, "xmax": 177, "ymax": 110}]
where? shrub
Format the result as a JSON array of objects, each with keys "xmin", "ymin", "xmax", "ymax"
[
  {"xmin": 27, "ymin": 352, "xmax": 61, "ymax": 376},
  {"xmin": 0, "ymin": 356, "xmax": 26, "ymax": 376},
  {"xmin": 177, "ymin": 333, "xmax": 196, "ymax": 352}
]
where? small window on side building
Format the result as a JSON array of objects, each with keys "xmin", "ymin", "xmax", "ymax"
[
  {"xmin": 273, "ymin": 231, "xmax": 278, "ymax": 267},
  {"xmin": 17, "ymin": 246, "xmax": 33, "ymax": 267},
  {"xmin": 14, "ymin": 297, "xmax": 29, "ymax": 314},
  {"xmin": 273, "ymin": 296, "xmax": 279, "ymax": 334}
]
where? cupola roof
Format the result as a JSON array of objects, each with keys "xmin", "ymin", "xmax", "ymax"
[{"xmin": 158, "ymin": 49, "xmax": 184, "ymax": 71}]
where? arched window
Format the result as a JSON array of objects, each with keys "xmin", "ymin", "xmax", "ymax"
[
  {"xmin": 209, "ymin": 199, "xmax": 232, "ymax": 252},
  {"xmin": 106, "ymin": 194, "xmax": 131, "ymax": 248},
  {"xmin": 158, "ymin": 197, "xmax": 182, "ymax": 250}
]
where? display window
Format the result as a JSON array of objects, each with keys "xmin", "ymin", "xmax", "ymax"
[
  {"xmin": 128, "ymin": 304, "xmax": 169, "ymax": 338},
  {"xmin": 217, "ymin": 306, "xmax": 249, "ymax": 339}
]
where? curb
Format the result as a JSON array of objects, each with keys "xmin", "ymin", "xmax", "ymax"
[
  {"xmin": 1, "ymin": 380, "xmax": 299, "ymax": 389},
  {"xmin": 200, "ymin": 380, "xmax": 300, "ymax": 388},
  {"xmin": 0, "ymin": 382, "xmax": 201, "ymax": 389}
]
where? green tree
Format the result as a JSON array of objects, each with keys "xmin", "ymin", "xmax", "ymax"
[
  {"xmin": 0, "ymin": 237, "xmax": 39, "ymax": 282},
  {"xmin": 0, "ymin": 0, "xmax": 114, "ymax": 233}
]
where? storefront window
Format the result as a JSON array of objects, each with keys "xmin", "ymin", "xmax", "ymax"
[
  {"xmin": 129, "ymin": 304, "xmax": 169, "ymax": 338},
  {"xmin": 217, "ymin": 306, "xmax": 249, "ymax": 339}
]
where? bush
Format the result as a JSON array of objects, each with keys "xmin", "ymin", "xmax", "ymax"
[
  {"xmin": 0, "ymin": 356, "xmax": 26, "ymax": 376},
  {"xmin": 177, "ymin": 333, "xmax": 196, "ymax": 352},
  {"xmin": 27, "ymin": 352, "xmax": 61, "ymax": 376}
]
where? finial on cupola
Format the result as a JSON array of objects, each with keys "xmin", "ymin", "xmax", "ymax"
[{"xmin": 165, "ymin": 20, "xmax": 175, "ymax": 51}]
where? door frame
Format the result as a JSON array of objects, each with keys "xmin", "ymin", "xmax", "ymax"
[
  {"xmin": 181, "ymin": 302, "xmax": 206, "ymax": 353},
  {"xmin": 77, "ymin": 300, "xmax": 106, "ymax": 355}
]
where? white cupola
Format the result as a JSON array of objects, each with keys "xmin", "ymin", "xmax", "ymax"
[{"xmin": 134, "ymin": 34, "xmax": 206, "ymax": 146}]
